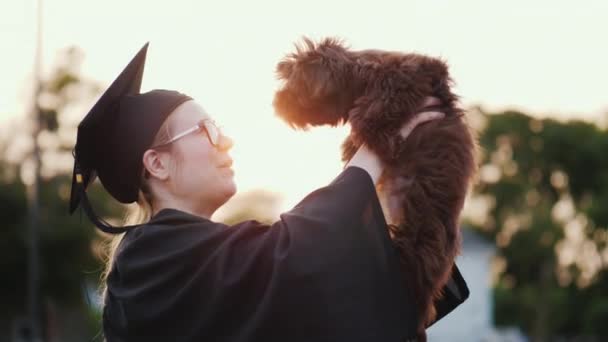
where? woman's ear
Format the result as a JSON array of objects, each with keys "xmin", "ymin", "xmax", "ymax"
[{"xmin": 142, "ymin": 149, "xmax": 170, "ymax": 181}]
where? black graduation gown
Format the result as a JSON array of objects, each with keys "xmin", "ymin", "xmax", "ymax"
[{"xmin": 103, "ymin": 166, "xmax": 469, "ymax": 341}]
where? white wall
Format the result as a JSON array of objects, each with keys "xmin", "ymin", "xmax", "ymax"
[{"xmin": 427, "ymin": 229, "xmax": 496, "ymax": 341}]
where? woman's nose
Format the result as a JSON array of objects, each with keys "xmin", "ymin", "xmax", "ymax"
[{"xmin": 217, "ymin": 132, "xmax": 234, "ymax": 151}]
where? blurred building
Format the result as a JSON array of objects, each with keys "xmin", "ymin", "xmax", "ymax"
[{"xmin": 427, "ymin": 228, "xmax": 526, "ymax": 342}]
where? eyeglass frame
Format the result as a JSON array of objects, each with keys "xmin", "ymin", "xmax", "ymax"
[{"xmin": 151, "ymin": 119, "xmax": 221, "ymax": 149}]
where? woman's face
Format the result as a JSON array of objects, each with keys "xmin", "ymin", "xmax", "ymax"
[{"xmin": 164, "ymin": 100, "xmax": 236, "ymax": 213}]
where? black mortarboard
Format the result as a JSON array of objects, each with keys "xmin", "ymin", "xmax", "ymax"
[{"xmin": 69, "ymin": 43, "xmax": 192, "ymax": 234}]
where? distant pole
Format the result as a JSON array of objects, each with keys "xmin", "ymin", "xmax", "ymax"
[{"xmin": 27, "ymin": 0, "xmax": 43, "ymax": 340}]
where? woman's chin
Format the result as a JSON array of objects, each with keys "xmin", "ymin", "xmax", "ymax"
[{"xmin": 223, "ymin": 178, "xmax": 237, "ymax": 199}]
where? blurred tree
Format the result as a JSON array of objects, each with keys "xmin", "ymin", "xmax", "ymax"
[
  {"xmin": 467, "ymin": 109, "xmax": 608, "ymax": 340},
  {"xmin": 0, "ymin": 46, "xmax": 123, "ymax": 341},
  {"xmin": 217, "ymin": 189, "xmax": 283, "ymax": 226}
]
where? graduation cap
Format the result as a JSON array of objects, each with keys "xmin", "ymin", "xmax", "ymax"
[{"xmin": 70, "ymin": 43, "xmax": 192, "ymax": 234}]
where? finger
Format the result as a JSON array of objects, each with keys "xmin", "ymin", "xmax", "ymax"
[
  {"xmin": 414, "ymin": 111, "xmax": 445, "ymax": 123},
  {"xmin": 419, "ymin": 97, "xmax": 441, "ymax": 109},
  {"xmin": 400, "ymin": 111, "xmax": 445, "ymax": 138}
]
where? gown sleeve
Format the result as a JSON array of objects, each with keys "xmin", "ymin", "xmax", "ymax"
[
  {"xmin": 104, "ymin": 166, "xmax": 469, "ymax": 341},
  {"xmin": 428, "ymin": 263, "xmax": 470, "ymax": 327}
]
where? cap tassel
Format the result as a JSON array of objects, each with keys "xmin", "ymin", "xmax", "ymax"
[{"xmin": 74, "ymin": 172, "xmax": 130, "ymax": 234}]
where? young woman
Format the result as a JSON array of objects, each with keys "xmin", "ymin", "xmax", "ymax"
[{"xmin": 70, "ymin": 43, "xmax": 468, "ymax": 342}]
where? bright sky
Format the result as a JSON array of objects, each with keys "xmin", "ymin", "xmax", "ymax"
[{"xmin": 1, "ymin": 0, "xmax": 607, "ymax": 214}]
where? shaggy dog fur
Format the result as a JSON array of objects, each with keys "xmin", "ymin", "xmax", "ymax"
[{"xmin": 273, "ymin": 38, "xmax": 477, "ymax": 341}]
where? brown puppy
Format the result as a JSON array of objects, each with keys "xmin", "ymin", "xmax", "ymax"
[{"xmin": 273, "ymin": 38, "xmax": 477, "ymax": 341}]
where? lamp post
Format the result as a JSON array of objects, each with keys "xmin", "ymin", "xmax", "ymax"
[{"xmin": 26, "ymin": 0, "xmax": 44, "ymax": 340}]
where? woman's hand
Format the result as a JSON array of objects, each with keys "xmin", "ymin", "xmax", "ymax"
[{"xmin": 345, "ymin": 97, "xmax": 445, "ymax": 184}]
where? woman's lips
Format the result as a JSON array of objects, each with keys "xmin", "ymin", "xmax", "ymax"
[
  {"xmin": 219, "ymin": 160, "xmax": 234, "ymax": 176},
  {"xmin": 218, "ymin": 159, "xmax": 233, "ymax": 169}
]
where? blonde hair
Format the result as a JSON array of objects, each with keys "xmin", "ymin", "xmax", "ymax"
[{"xmin": 99, "ymin": 115, "xmax": 174, "ymax": 303}]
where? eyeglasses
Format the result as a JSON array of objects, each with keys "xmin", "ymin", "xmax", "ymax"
[{"xmin": 153, "ymin": 119, "xmax": 221, "ymax": 148}]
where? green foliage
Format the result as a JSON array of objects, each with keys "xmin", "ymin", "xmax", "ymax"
[
  {"xmin": 0, "ymin": 46, "xmax": 121, "ymax": 339},
  {"xmin": 219, "ymin": 189, "xmax": 282, "ymax": 226},
  {"xmin": 0, "ymin": 165, "xmax": 29, "ymax": 313},
  {"xmin": 470, "ymin": 109, "xmax": 608, "ymax": 339},
  {"xmin": 0, "ymin": 167, "xmax": 123, "ymax": 322}
]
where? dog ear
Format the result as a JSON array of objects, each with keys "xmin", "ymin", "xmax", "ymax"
[
  {"xmin": 273, "ymin": 37, "xmax": 359, "ymax": 128},
  {"xmin": 276, "ymin": 37, "xmax": 352, "ymax": 87},
  {"xmin": 275, "ymin": 45, "xmax": 329, "ymax": 99},
  {"xmin": 276, "ymin": 60, "xmax": 294, "ymax": 80}
]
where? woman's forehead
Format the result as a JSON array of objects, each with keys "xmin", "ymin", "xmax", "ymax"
[{"xmin": 172, "ymin": 101, "xmax": 213, "ymax": 128}]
